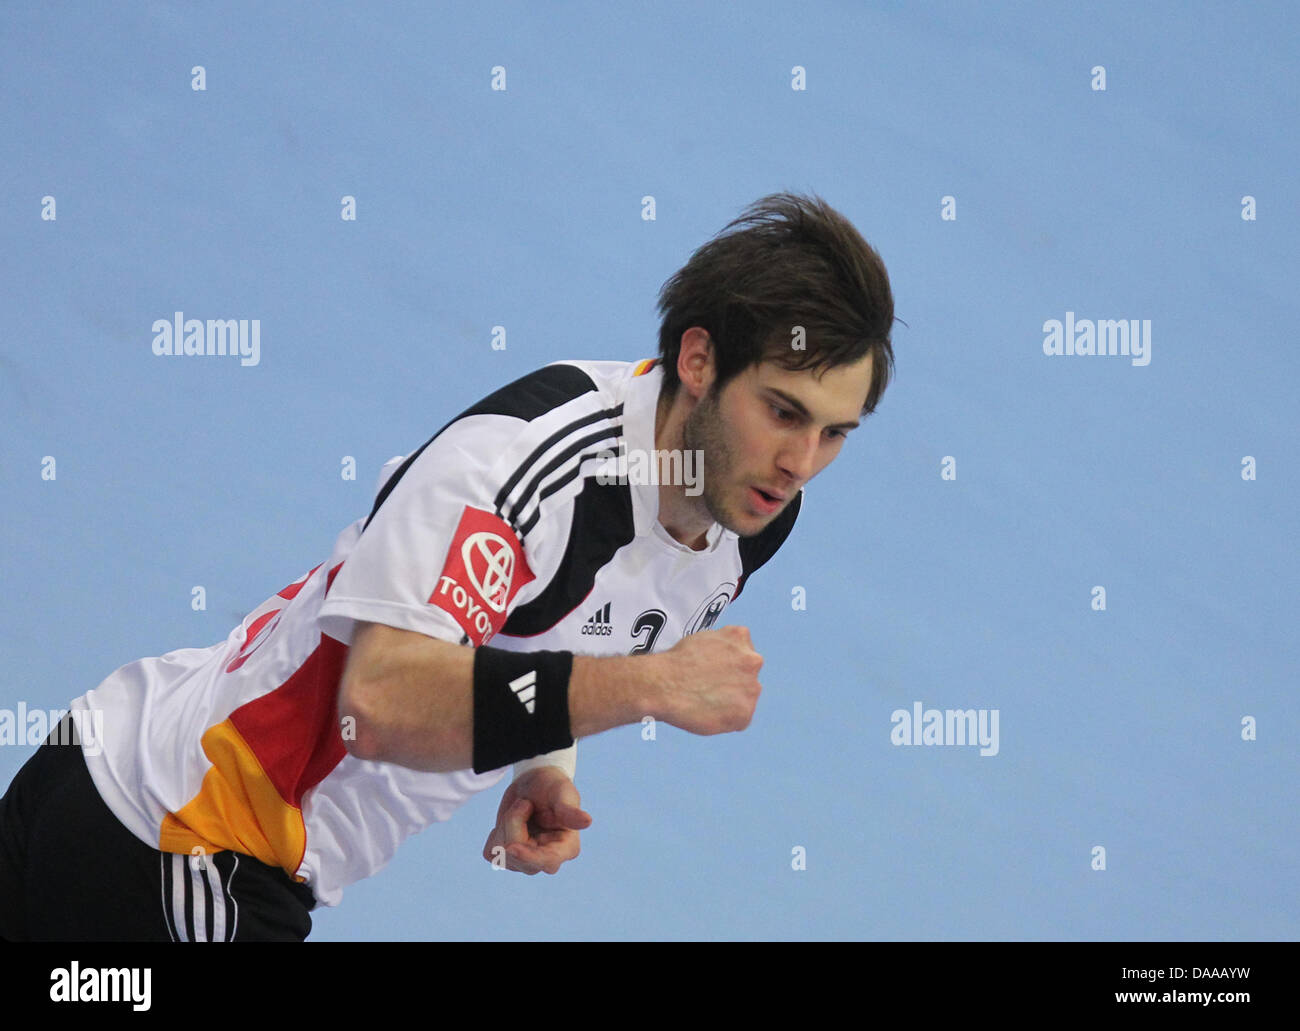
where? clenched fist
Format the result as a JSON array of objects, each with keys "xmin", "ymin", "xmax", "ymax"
[{"xmin": 656, "ymin": 625, "xmax": 764, "ymax": 735}]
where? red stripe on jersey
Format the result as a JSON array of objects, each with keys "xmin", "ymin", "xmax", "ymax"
[
  {"xmin": 277, "ymin": 563, "xmax": 323, "ymax": 600},
  {"xmin": 225, "ymin": 609, "xmax": 282, "ymax": 673},
  {"xmin": 227, "ymin": 634, "xmax": 350, "ymax": 810},
  {"xmin": 325, "ymin": 561, "xmax": 345, "ymax": 596}
]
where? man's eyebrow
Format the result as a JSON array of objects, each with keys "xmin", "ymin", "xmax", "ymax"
[{"xmin": 765, "ymin": 388, "xmax": 861, "ymax": 431}]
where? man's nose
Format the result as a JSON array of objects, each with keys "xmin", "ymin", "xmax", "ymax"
[{"xmin": 777, "ymin": 429, "xmax": 819, "ymax": 483}]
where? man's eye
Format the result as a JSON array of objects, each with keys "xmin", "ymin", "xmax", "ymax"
[{"xmin": 770, "ymin": 405, "xmax": 793, "ymax": 421}]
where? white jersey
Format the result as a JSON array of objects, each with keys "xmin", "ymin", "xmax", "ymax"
[{"xmin": 70, "ymin": 358, "xmax": 802, "ymax": 907}]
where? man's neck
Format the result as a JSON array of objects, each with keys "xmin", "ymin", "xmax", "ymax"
[{"xmin": 653, "ymin": 392, "xmax": 713, "ymax": 550}]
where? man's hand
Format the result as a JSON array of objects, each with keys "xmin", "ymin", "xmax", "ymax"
[
  {"xmin": 656, "ymin": 625, "xmax": 764, "ymax": 735},
  {"xmin": 482, "ymin": 766, "xmax": 592, "ymax": 875}
]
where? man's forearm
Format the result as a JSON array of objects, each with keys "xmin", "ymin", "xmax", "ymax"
[
  {"xmin": 511, "ymin": 651, "xmax": 670, "ymax": 781},
  {"xmin": 338, "ymin": 621, "xmax": 665, "ymax": 773}
]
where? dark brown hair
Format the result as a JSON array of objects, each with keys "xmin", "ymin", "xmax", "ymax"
[{"xmin": 656, "ymin": 192, "xmax": 896, "ymax": 414}]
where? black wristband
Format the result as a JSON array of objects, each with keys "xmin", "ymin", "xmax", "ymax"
[{"xmin": 472, "ymin": 647, "xmax": 574, "ymax": 774}]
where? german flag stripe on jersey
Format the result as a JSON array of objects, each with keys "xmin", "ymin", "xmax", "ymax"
[{"xmin": 159, "ymin": 635, "xmax": 350, "ymax": 877}]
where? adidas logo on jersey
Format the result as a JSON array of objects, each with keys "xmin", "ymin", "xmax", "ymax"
[
  {"xmin": 581, "ymin": 601, "xmax": 613, "ymax": 636},
  {"xmin": 509, "ymin": 670, "xmax": 537, "ymax": 714}
]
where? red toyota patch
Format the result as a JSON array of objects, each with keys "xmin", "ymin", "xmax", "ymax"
[{"xmin": 429, "ymin": 507, "xmax": 534, "ymax": 646}]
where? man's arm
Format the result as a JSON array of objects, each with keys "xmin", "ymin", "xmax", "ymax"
[{"xmin": 338, "ymin": 620, "xmax": 762, "ymax": 772}]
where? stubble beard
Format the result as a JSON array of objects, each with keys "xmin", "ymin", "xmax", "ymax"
[{"xmin": 682, "ymin": 388, "xmax": 759, "ymax": 537}]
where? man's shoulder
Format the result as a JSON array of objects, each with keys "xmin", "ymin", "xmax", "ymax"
[
  {"xmin": 453, "ymin": 358, "xmax": 640, "ymax": 425},
  {"xmin": 363, "ymin": 359, "xmax": 639, "ymax": 531}
]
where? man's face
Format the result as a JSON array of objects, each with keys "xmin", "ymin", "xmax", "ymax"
[{"xmin": 682, "ymin": 355, "xmax": 873, "ymax": 537}]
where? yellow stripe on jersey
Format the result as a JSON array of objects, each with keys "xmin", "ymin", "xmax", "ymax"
[
  {"xmin": 159, "ymin": 718, "xmax": 308, "ymax": 881},
  {"xmin": 633, "ymin": 358, "xmax": 656, "ymax": 376}
]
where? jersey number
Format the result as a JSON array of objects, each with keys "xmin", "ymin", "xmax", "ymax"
[{"xmin": 629, "ymin": 609, "xmax": 667, "ymax": 654}]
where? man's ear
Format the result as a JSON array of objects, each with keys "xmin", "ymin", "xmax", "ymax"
[{"xmin": 676, "ymin": 327, "xmax": 715, "ymax": 401}]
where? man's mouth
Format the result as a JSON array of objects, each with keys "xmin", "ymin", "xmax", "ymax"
[{"xmin": 750, "ymin": 487, "xmax": 784, "ymax": 513}]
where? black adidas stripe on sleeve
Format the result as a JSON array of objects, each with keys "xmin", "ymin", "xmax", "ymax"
[
  {"xmin": 502, "ymin": 474, "xmax": 636, "ymax": 637},
  {"xmin": 362, "ymin": 363, "xmax": 599, "ymax": 533}
]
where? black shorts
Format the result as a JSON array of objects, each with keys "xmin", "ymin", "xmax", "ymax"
[{"xmin": 0, "ymin": 715, "xmax": 317, "ymax": 942}]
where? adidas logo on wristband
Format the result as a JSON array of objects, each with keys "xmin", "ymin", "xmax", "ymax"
[{"xmin": 509, "ymin": 670, "xmax": 536, "ymax": 714}]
